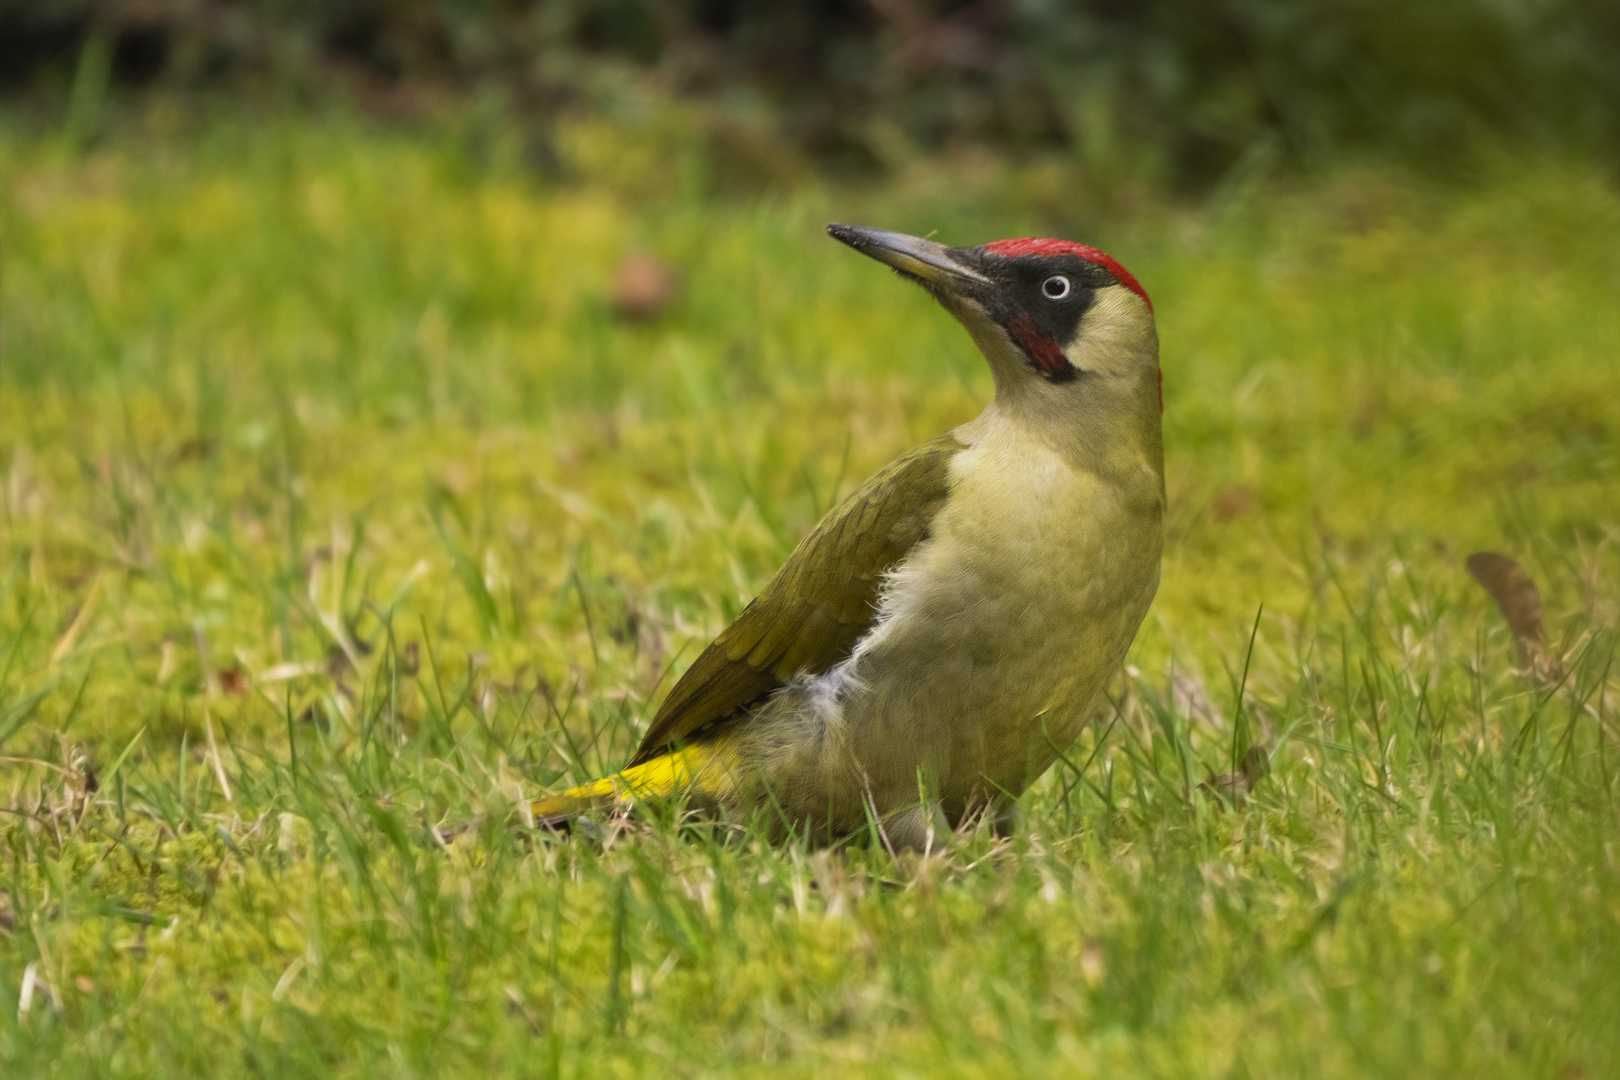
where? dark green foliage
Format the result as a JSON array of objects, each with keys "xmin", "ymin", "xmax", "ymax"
[{"xmin": 3, "ymin": 0, "xmax": 1618, "ymax": 184}]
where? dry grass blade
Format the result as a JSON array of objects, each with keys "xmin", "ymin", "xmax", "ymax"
[
  {"xmin": 1466, "ymin": 551, "xmax": 1563, "ymax": 682},
  {"xmin": 49, "ymin": 576, "xmax": 102, "ymax": 664}
]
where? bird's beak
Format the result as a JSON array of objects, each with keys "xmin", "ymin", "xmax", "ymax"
[{"xmin": 826, "ymin": 224, "xmax": 991, "ymax": 291}]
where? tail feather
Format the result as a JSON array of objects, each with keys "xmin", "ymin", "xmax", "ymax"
[{"xmin": 529, "ymin": 743, "xmax": 729, "ymax": 828}]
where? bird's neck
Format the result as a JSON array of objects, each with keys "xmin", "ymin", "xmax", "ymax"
[{"xmin": 959, "ymin": 322, "xmax": 1164, "ymax": 493}]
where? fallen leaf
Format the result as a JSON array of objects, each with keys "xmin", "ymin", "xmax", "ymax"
[
  {"xmin": 611, "ymin": 253, "xmax": 677, "ymax": 321},
  {"xmin": 174, "ymin": 436, "xmax": 219, "ymax": 462},
  {"xmin": 1201, "ymin": 744, "xmax": 1271, "ymax": 806},
  {"xmin": 217, "ymin": 666, "xmax": 248, "ymax": 695},
  {"xmin": 1213, "ymin": 485, "xmax": 1256, "ymax": 523},
  {"xmin": 1466, "ymin": 551, "xmax": 1562, "ymax": 682}
]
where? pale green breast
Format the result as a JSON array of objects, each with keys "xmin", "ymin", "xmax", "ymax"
[{"xmin": 842, "ymin": 406, "xmax": 1164, "ymax": 797}]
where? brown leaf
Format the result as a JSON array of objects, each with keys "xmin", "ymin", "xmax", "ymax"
[
  {"xmin": 217, "ymin": 666, "xmax": 248, "ymax": 695},
  {"xmin": 1212, "ymin": 485, "xmax": 1256, "ymax": 523},
  {"xmin": 174, "ymin": 437, "xmax": 219, "ymax": 463},
  {"xmin": 1466, "ymin": 551, "xmax": 1562, "ymax": 681},
  {"xmin": 610, "ymin": 253, "xmax": 677, "ymax": 321},
  {"xmin": 1200, "ymin": 745, "xmax": 1270, "ymax": 806}
]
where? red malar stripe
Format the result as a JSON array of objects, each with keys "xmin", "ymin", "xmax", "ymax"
[
  {"xmin": 1006, "ymin": 312, "xmax": 1069, "ymax": 378},
  {"xmin": 983, "ymin": 238, "xmax": 1152, "ymax": 312}
]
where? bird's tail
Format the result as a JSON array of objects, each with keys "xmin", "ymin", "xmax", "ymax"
[{"xmin": 529, "ymin": 742, "xmax": 731, "ymax": 828}]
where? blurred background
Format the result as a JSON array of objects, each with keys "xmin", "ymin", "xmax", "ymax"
[{"xmin": 5, "ymin": 0, "xmax": 1619, "ymax": 189}]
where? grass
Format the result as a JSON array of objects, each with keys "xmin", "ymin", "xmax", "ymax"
[{"xmin": 1, "ymin": 110, "xmax": 1618, "ymax": 1077}]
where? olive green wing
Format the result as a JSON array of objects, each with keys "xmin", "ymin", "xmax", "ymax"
[{"xmin": 628, "ymin": 432, "xmax": 965, "ymax": 766}]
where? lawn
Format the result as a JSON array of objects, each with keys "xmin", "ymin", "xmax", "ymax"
[{"xmin": 1, "ymin": 113, "xmax": 1617, "ymax": 1077}]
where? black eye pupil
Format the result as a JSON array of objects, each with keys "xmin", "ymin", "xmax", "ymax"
[{"xmin": 1043, "ymin": 276, "xmax": 1069, "ymax": 299}]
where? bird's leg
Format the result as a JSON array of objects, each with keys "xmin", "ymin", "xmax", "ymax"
[
  {"xmin": 989, "ymin": 799, "xmax": 1022, "ymax": 838},
  {"xmin": 881, "ymin": 801, "xmax": 952, "ymax": 854},
  {"xmin": 946, "ymin": 783, "xmax": 1021, "ymax": 839}
]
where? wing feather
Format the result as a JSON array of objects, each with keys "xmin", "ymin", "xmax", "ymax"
[{"xmin": 628, "ymin": 432, "xmax": 963, "ymax": 766}]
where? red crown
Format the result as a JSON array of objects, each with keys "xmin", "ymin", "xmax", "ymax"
[{"xmin": 983, "ymin": 238, "xmax": 1152, "ymax": 313}]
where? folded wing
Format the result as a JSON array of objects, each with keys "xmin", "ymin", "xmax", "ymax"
[{"xmin": 628, "ymin": 432, "xmax": 964, "ymax": 766}]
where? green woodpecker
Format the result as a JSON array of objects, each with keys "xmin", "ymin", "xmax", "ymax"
[{"xmin": 533, "ymin": 225, "xmax": 1164, "ymax": 847}]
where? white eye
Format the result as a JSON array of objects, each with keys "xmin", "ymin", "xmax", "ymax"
[{"xmin": 1042, "ymin": 275, "xmax": 1070, "ymax": 300}]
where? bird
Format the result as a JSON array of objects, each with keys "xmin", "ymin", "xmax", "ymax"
[{"xmin": 531, "ymin": 224, "xmax": 1164, "ymax": 848}]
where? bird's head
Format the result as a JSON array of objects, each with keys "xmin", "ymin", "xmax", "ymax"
[{"xmin": 827, "ymin": 224, "xmax": 1161, "ymax": 424}]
